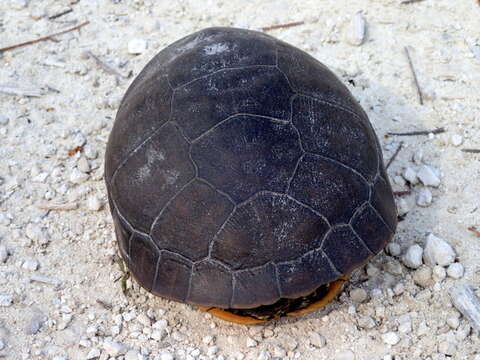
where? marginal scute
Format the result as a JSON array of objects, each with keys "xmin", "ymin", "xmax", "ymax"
[
  {"xmin": 321, "ymin": 226, "xmax": 372, "ymax": 274},
  {"xmin": 188, "ymin": 260, "xmax": 232, "ymax": 307},
  {"xmin": 191, "ymin": 115, "xmax": 302, "ymax": 203},
  {"xmin": 128, "ymin": 233, "xmax": 159, "ymax": 293},
  {"xmin": 277, "ymin": 249, "xmax": 338, "ymax": 299},
  {"xmin": 212, "ymin": 192, "xmax": 330, "ymax": 270},
  {"xmin": 172, "ymin": 67, "xmax": 294, "ymax": 140},
  {"xmin": 105, "ymin": 75, "xmax": 172, "ymax": 181},
  {"xmin": 112, "ymin": 122, "xmax": 195, "ymax": 232},
  {"xmin": 292, "ymin": 95, "xmax": 378, "ymax": 181},
  {"xmin": 232, "ymin": 263, "xmax": 280, "ymax": 308},
  {"xmin": 288, "ymin": 153, "xmax": 369, "ymax": 224},
  {"xmin": 167, "ymin": 27, "xmax": 277, "ymax": 88},
  {"xmin": 371, "ymin": 175, "xmax": 398, "ymax": 231},
  {"xmin": 152, "ymin": 252, "xmax": 192, "ymax": 302},
  {"xmin": 351, "ymin": 204, "xmax": 394, "ymax": 254},
  {"xmin": 112, "ymin": 209, "xmax": 132, "ymax": 261},
  {"xmin": 150, "ymin": 179, "xmax": 234, "ymax": 261}
]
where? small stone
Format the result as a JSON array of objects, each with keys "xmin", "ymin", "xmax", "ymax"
[
  {"xmin": 335, "ymin": 350, "xmax": 355, "ymax": 360},
  {"xmin": 398, "ymin": 320, "xmax": 412, "ymax": 334},
  {"xmin": 423, "ymin": 234, "xmax": 456, "ymax": 267},
  {"xmin": 350, "ymin": 288, "xmax": 368, "ymax": 303},
  {"xmin": 32, "ymin": 172, "xmax": 49, "ymax": 183},
  {"xmin": 152, "ymin": 319, "xmax": 168, "ymax": 330},
  {"xmin": 417, "ymin": 165, "xmax": 441, "ymax": 187},
  {"xmin": 416, "ymin": 188, "xmax": 433, "ymax": 207},
  {"xmin": 272, "ymin": 346, "xmax": 287, "ymax": 358},
  {"xmin": 83, "ymin": 144, "xmax": 98, "ymax": 160},
  {"xmin": 246, "ymin": 337, "xmax": 257, "ymax": 347},
  {"xmin": 207, "ymin": 346, "xmax": 218, "ymax": 356},
  {"xmin": 396, "ymin": 198, "xmax": 411, "ymax": 216},
  {"xmin": 438, "ymin": 341, "xmax": 456, "ymax": 355},
  {"xmin": 0, "ymin": 295, "xmax": 13, "ymax": 307},
  {"xmin": 402, "ymin": 244, "xmax": 423, "ymax": 269},
  {"xmin": 128, "ymin": 39, "xmax": 147, "ymax": 54},
  {"xmin": 203, "ymin": 335, "xmax": 214, "ymax": 345},
  {"xmin": 77, "ymin": 156, "xmax": 90, "ymax": 173},
  {"xmin": 382, "ymin": 332, "xmax": 400, "ymax": 345},
  {"xmin": 447, "ymin": 263, "xmax": 464, "ymax": 279},
  {"xmin": 29, "ymin": 7, "xmax": 45, "ymax": 20},
  {"xmin": 412, "ymin": 150, "xmax": 423, "ymax": 164},
  {"xmin": 309, "ymin": 332, "xmax": 326, "ymax": 348},
  {"xmin": 22, "ymin": 258, "xmax": 39, "ymax": 271},
  {"xmin": 151, "ymin": 330, "xmax": 165, "ymax": 341},
  {"xmin": 393, "ymin": 283, "xmax": 404, "ymax": 296},
  {"xmin": 357, "ymin": 316, "xmax": 376, "ymax": 329},
  {"xmin": 136, "ymin": 313, "xmax": 151, "ymax": 327},
  {"xmin": 86, "ymin": 348, "xmax": 101, "ymax": 360},
  {"xmin": 450, "ymin": 134, "xmax": 463, "ymax": 147},
  {"xmin": 257, "ymin": 350, "xmax": 270, "ymax": 360},
  {"xmin": 402, "ymin": 167, "xmax": 418, "ymax": 184},
  {"xmin": 413, "ymin": 266, "xmax": 432, "ymax": 287},
  {"xmin": 0, "ymin": 245, "xmax": 9, "ymax": 263},
  {"xmin": 386, "ymin": 242, "xmax": 401, "ymax": 257},
  {"xmin": 25, "ymin": 313, "xmax": 46, "ymax": 334},
  {"xmin": 346, "ymin": 12, "xmax": 367, "ymax": 46},
  {"xmin": 103, "ymin": 339, "xmax": 128, "ymax": 356},
  {"xmin": 70, "ymin": 168, "xmax": 89, "ymax": 184},
  {"xmin": 0, "ymin": 115, "xmax": 9, "ymax": 126},
  {"xmin": 432, "ymin": 265, "xmax": 446, "ymax": 281},
  {"xmin": 446, "ymin": 316, "xmax": 460, "ymax": 329},
  {"xmin": 158, "ymin": 352, "xmax": 174, "ymax": 360},
  {"xmin": 125, "ymin": 350, "xmax": 141, "ymax": 360}
]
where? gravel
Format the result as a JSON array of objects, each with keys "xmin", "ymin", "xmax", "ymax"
[
  {"xmin": 382, "ymin": 332, "xmax": 400, "ymax": 345},
  {"xmin": 423, "ymin": 234, "xmax": 456, "ymax": 267},
  {"xmin": 402, "ymin": 244, "xmax": 423, "ymax": 269},
  {"xmin": 413, "ymin": 266, "xmax": 433, "ymax": 288},
  {"xmin": 350, "ymin": 288, "xmax": 368, "ymax": 303},
  {"xmin": 417, "ymin": 165, "xmax": 441, "ymax": 187},
  {"xmin": 309, "ymin": 332, "xmax": 327, "ymax": 348},
  {"xmin": 416, "ymin": 188, "xmax": 433, "ymax": 207},
  {"xmin": 447, "ymin": 263, "xmax": 464, "ymax": 279}
]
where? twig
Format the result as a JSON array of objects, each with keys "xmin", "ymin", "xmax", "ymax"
[
  {"xmin": 386, "ymin": 142, "xmax": 404, "ymax": 169},
  {"xmin": 401, "ymin": 0, "xmax": 426, "ymax": 4},
  {"xmin": 0, "ymin": 20, "xmax": 90, "ymax": 53},
  {"xmin": 461, "ymin": 149, "xmax": 480, "ymax": 154},
  {"xmin": 387, "ymin": 127, "xmax": 445, "ymax": 136},
  {"xmin": 30, "ymin": 275, "xmax": 61, "ymax": 286},
  {"xmin": 96, "ymin": 299, "xmax": 113, "ymax": 310},
  {"xmin": 468, "ymin": 226, "xmax": 480, "ymax": 237},
  {"xmin": 404, "ymin": 46, "xmax": 424, "ymax": 105},
  {"xmin": 83, "ymin": 50, "xmax": 127, "ymax": 79},
  {"xmin": 36, "ymin": 202, "xmax": 78, "ymax": 211},
  {"xmin": 394, "ymin": 190, "xmax": 412, "ymax": 196},
  {"xmin": 48, "ymin": 8, "xmax": 73, "ymax": 20},
  {"xmin": 262, "ymin": 21, "xmax": 304, "ymax": 32},
  {"xmin": 0, "ymin": 85, "xmax": 43, "ymax": 97}
]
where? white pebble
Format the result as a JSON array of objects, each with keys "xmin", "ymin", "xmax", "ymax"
[
  {"xmin": 446, "ymin": 316, "xmax": 460, "ymax": 329},
  {"xmin": 335, "ymin": 350, "xmax": 355, "ymax": 360},
  {"xmin": 25, "ymin": 223, "xmax": 50, "ymax": 246},
  {"xmin": 347, "ymin": 12, "xmax": 367, "ymax": 46},
  {"xmin": 158, "ymin": 352, "xmax": 174, "ymax": 360},
  {"xmin": 416, "ymin": 188, "xmax": 432, "ymax": 207},
  {"xmin": 246, "ymin": 337, "xmax": 257, "ymax": 347},
  {"xmin": 396, "ymin": 198, "xmax": 411, "ymax": 216},
  {"xmin": 417, "ymin": 165, "xmax": 441, "ymax": 187},
  {"xmin": 83, "ymin": 144, "xmax": 98, "ymax": 159},
  {"xmin": 386, "ymin": 242, "xmax": 401, "ymax": 257},
  {"xmin": 22, "ymin": 258, "xmax": 39, "ymax": 271},
  {"xmin": 128, "ymin": 38, "xmax": 147, "ymax": 54},
  {"xmin": 0, "ymin": 295, "xmax": 13, "ymax": 307},
  {"xmin": 309, "ymin": 331, "xmax": 326, "ymax": 348},
  {"xmin": 202, "ymin": 335, "xmax": 214, "ymax": 345},
  {"xmin": 350, "ymin": 288, "xmax": 368, "ymax": 303},
  {"xmin": 69, "ymin": 168, "xmax": 89, "ymax": 184},
  {"xmin": 125, "ymin": 349, "xmax": 141, "ymax": 360},
  {"xmin": 357, "ymin": 316, "xmax": 376, "ymax": 329},
  {"xmin": 450, "ymin": 134, "xmax": 463, "ymax": 147},
  {"xmin": 150, "ymin": 330, "xmax": 165, "ymax": 341},
  {"xmin": 207, "ymin": 346, "xmax": 218, "ymax": 356},
  {"xmin": 0, "ymin": 115, "xmax": 9, "ymax": 126},
  {"xmin": 86, "ymin": 195, "xmax": 102, "ymax": 211},
  {"xmin": 423, "ymin": 233, "xmax": 456, "ymax": 267},
  {"xmin": 432, "ymin": 265, "xmax": 446, "ymax": 281},
  {"xmin": 152, "ymin": 319, "xmax": 168, "ymax": 330},
  {"xmin": 0, "ymin": 245, "xmax": 9, "ymax": 263},
  {"xmin": 77, "ymin": 156, "xmax": 90, "ymax": 173},
  {"xmin": 447, "ymin": 263, "xmax": 464, "ymax": 279},
  {"xmin": 413, "ymin": 266, "xmax": 432, "ymax": 287},
  {"xmin": 103, "ymin": 339, "xmax": 128, "ymax": 356},
  {"xmin": 402, "ymin": 167, "xmax": 418, "ymax": 184},
  {"xmin": 393, "ymin": 283, "xmax": 404, "ymax": 296},
  {"xmin": 438, "ymin": 341, "xmax": 456, "ymax": 355},
  {"xmin": 402, "ymin": 244, "xmax": 423, "ymax": 269},
  {"xmin": 86, "ymin": 349, "xmax": 101, "ymax": 360},
  {"xmin": 382, "ymin": 332, "xmax": 400, "ymax": 345},
  {"xmin": 136, "ymin": 313, "xmax": 151, "ymax": 327}
]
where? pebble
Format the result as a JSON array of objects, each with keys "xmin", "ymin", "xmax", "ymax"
[
  {"xmin": 86, "ymin": 348, "xmax": 101, "ymax": 360},
  {"xmin": 432, "ymin": 265, "xmax": 447, "ymax": 282},
  {"xmin": 70, "ymin": 168, "xmax": 89, "ymax": 184},
  {"xmin": 309, "ymin": 332, "xmax": 326, "ymax": 348},
  {"xmin": 83, "ymin": 144, "xmax": 98, "ymax": 159},
  {"xmin": 203, "ymin": 335, "xmax": 214, "ymax": 345},
  {"xmin": 447, "ymin": 262, "xmax": 464, "ymax": 279},
  {"xmin": 423, "ymin": 233, "xmax": 456, "ymax": 266},
  {"xmin": 386, "ymin": 242, "xmax": 401, "ymax": 257},
  {"xmin": 0, "ymin": 295, "xmax": 13, "ymax": 307},
  {"xmin": 350, "ymin": 288, "xmax": 368, "ymax": 303},
  {"xmin": 402, "ymin": 167, "xmax": 418, "ymax": 184},
  {"xmin": 396, "ymin": 198, "xmax": 411, "ymax": 216},
  {"xmin": 450, "ymin": 134, "xmax": 463, "ymax": 147},
  {"xmin": 393, "ymin": 283, "xmax": 405, "ymax": 296},
  {"xmin": 335, "ymin": 350, "xmax": 355, "ymax": 360},
  {"xmin": 416, "ymin": 188, "xmax": 433, "ymax": 207},
  {"xmin": 446, "ymin": 316, "xmax": 460, "ymax": 329},
  {"xmin": 136, "ymin": 313, "xmax": 151, "ymax": 327},
  {"xmin": 77, "ymin": 156, "xmax": 90, "ymax": 173},
  {"xmin": 357, "ymin": 315, "xmax": 376, "ymax": 329},
  {"xmin": 438, "ymin": 341, "xmax": 456, "ymax": 355},
  {"xmin": 128, "ymin": 38, "xmax": 147, "ymax": 54},
  {"xmin": 0, "ymin": 115, "xmax": 9, "ymax": 126},
  {"xmin": 25, "ymin": 223, "xmax": 50, "ymax": 245},
  {"xmin": 25, "ymin": 313, "xmax": 46, "ymax": 334},
  {"xmin": 413, "ymin": 266, "xmax": 432, "ymax": 287},
  {"xmin": 103, "ymin": 339, "xmax": 128, "ymax": 356},
  {"xmin": 246, "ymin": 337, "xmax": 257, "ymax": 347},
  {"xmin": 158, "ymin": 352, "xmax": 174, "ymax": 360},
  {"xmin": 0, "ymin": 245, "xmax": 9, "ymax": 263},
  {"xmin": 402, "ymin": 244, "xmax": 423, "ymax": 269},
  {"xmin": 347, "ymin": 12, "xmax": 367, "ymax": 46},
  {"xmin": 22, "ymin": 258, "xmax": 39, "ymax": 271},
  {"xmin": 207, "ymin": 346, "xmax": 218, "ymax": 356},
  {"xmin": 417, "ymin": 165, "xmax": 441, "ymax": 187},
  {"xmin": 382, "ymin": 332, "xmax": 400, "ymax": 345}
]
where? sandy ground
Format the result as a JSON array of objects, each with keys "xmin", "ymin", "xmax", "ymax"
[{"xmin": 1, "ymin": 0, "xmax": 480, "ymax": 359}]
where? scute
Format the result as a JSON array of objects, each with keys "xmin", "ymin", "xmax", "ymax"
[
  {"xmin": 371, "ymin": 175, "xmax": 397, "ymax": 231},
  {"xmin": 128, "ymin": 233, "xmax": 159, "ymax": 293},
  {"xmin": 151, "ymin": 252, "xmax": 192, "ymax": 303},
  {"xmin": 187, "ymin": 260, "xmax": 232, "ymax": 307}
]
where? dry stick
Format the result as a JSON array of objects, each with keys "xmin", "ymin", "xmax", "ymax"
[
  {"xmin": 386, "ymin": 142, "xmax": 404, "ymax": 169},
  {"xmin": 262, "ymin": 21, "xmax": 304, "ymax": 31},
  {"xmin": 0, "ymin": 20, "xmax": 90, "ymax": 52},
  {"xmin": 462, "ymin": 148, "xmax": 480, "ymax": 154},
  {"xmin": 404, "ymin": 46, "xmax": 424, "ymax": 105},
  {"xmin": 468, "ymin": 226, "xmax": 480, "ymax": 237},
  {"xmin": 394, "ymin": 190, "xmax": 412, "ymax": 196},
  {"xmin": 387, "ymin": 127, "xmax": 445, "ymax": 136},
  {"xmin": 48, "ymin": 8, "xmax": 73, "ymax": 20},
  {"xmin": 401, "ymin": 0, "xmax": 426, "ymax": 4},
  {"xmin": 36, "ymin": 202, "xmax": 78, "ymax": 211},
  {"xmin": 83, "ymin": 50, "xmax": 127, "ymax": 79}
]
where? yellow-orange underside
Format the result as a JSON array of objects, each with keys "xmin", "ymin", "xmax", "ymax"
[{"xmin": 198, "ymin": 276, "xmax": 348, "ymax": 325}]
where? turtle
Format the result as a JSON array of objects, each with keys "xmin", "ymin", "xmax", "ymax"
[{"xmin": 104, "ymin": 27, "xmax": 397, "ymax": 324}]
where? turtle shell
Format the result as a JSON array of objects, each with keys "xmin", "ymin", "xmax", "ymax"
[{"xmin": 105, "ymin": 27, "xmax": 397, "ymax": 310}]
